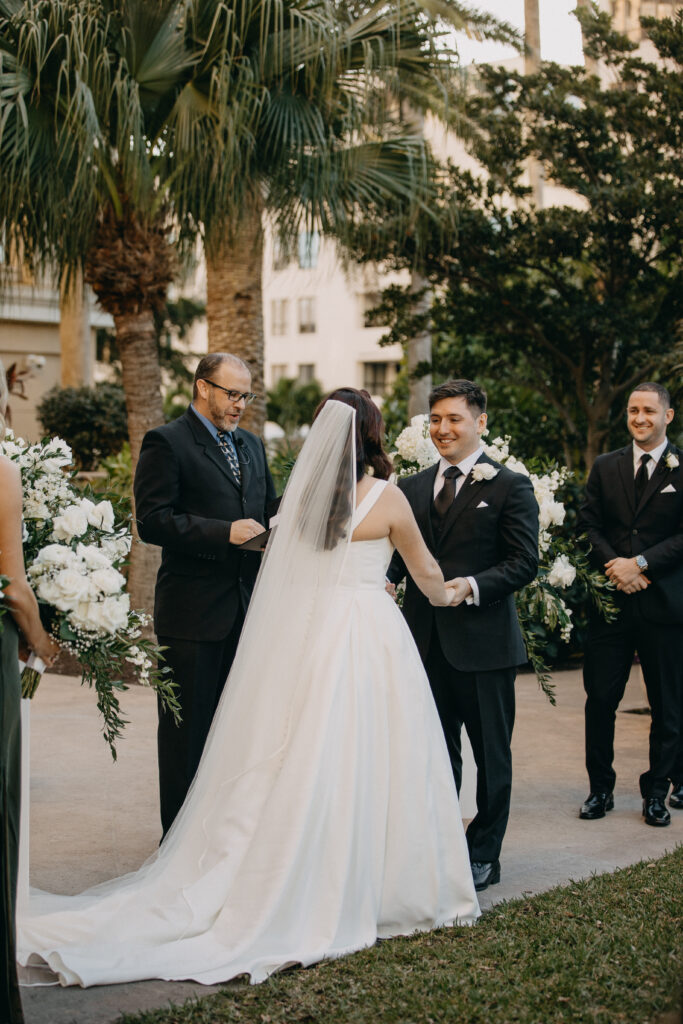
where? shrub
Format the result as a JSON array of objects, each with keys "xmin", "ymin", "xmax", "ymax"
[{"xmin": 37, "ymin": 383, "xmax": 128, "ymax": 470}]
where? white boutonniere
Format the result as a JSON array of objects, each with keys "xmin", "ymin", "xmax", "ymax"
[
  {"xmin": 471, "ymin": 462, "xmax": 499, "ymax": 482},
  {"xmin": 665, "ymin": 451, "xmax": 680, "ymax": 470}
]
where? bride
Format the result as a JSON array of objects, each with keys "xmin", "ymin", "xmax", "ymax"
[{"xmin": 18, "ymin": 388, "xmax": 479, "ymax": 988}]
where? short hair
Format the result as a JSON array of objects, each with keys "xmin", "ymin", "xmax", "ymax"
[
  {"xmin": 429, "ymin": 379, "xmax": 487, "ymax": 416},
  {"xmin": 193, "ymin": 353, "xmax": 251, "ymax": 400},
  {"xmin": 630, "ymin": 382, "xmax": 672, "ymax": 409},
  {"xmin": 0, "ymin": 359, "xmax": 8, "ymax": 440}
]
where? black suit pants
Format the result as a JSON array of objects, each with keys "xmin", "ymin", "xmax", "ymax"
[
  {"xmin": 157, "ymin": 609, "xmax": 245, "ymax": 837},
  {"xmin": 583, "ymin": 601, "xmax": 683, "ymax": 799},
  {"xmin": 425, "ymin": 623, "xmax": 516, "ymax": 863}
]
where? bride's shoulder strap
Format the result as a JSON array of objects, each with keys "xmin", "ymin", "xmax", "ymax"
[{"xmin": 352, "ymin": 479, "xmax": 389, "ymax": 528}]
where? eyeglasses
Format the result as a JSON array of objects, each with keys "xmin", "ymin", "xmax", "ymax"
[{"xmin": 201, "ymin": 379, "xmax": 257, "ymax": 405}]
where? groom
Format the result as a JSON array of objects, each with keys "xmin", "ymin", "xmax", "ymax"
[
  {"xmin": 387, "ymin": 379, "xmax": 539, "ymax": 891},
  {"xmin": 134, "ymin": 353, "xmax": 277, "ymax": 836}
]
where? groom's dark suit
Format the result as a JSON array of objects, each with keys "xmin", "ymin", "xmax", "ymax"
[
  {"xmin": 387, "ymin": 453, "xmax": 539, "ymax": 862},
  {"xmin": 579, "ymin": 441, "xmax": 683, "ymax": 800},
  {"xmin": 134, "ymin": 406, "xmax": 276, "ymax": 834}
]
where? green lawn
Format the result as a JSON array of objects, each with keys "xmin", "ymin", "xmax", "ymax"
[{"xmin": 121, "ymin": 848, "xmax": 682, "ymax": 1024}]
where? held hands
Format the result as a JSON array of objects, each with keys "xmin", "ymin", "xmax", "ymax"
[
  {"xmin": 385, "ymin": 581, "xmax": 397, "ymax": 601},
  {"xmin": 439, "ymin": 577, "xmax": 473, "ymax": 608},
  {"xmin": 604, "ymin": 557, "xmax": 650, "ymax": 592},
  {"xmin": 229, "ymin": 519, "xmax": 265, "ymax": 545}
]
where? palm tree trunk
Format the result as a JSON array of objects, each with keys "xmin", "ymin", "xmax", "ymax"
[
  {"xmin": 407, "ymin": 271, "xmax": 432, "ymax": 418},
  {"xmin": 114, "ymin": 309, "xmax": 164, "ymax": 618},
  {"xmin": 206, "ymin": 201, "xmax": 266, "ymax": 435},
  {"xmin": 59, "ymin": 270, "xmax": 93, "ymax": 388},
  {"xmin": 524, "ymin": 0, "xmax": 544, "ymax": 208}
]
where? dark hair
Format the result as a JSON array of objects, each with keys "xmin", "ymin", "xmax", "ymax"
[
  {"xmin": 315, "ymin": 388, "xmax": 393, "ymax": 483},
  {"xmin": 192, "ymin": 353, "xmax": 250, "ymax": 400},
  {"xmin": 630, "ymin": 382, "xmax": 672, "ymax": 409},
  {"xmin": 429, "ymin": 379, "xmax": 487, "ymax": 416}
]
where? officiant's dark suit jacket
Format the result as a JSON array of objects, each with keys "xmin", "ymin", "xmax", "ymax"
[
  {"xmin": 134, "ymin": 406, "xmax": 276, "ymax": 642},
  {"xmin": 134, "ymin": 406, "xmax": 276, "ymax": 834},
  {"xmin": 579, "ymin": 441, "xmax": 683, "ymax": 798},
  {"xmin": 387, "ymin": 453, "xmax": 539, "ymax": 862}
]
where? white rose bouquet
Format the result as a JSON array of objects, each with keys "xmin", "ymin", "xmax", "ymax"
[
  {"xmin": 391, "ymin": 417, "xmax": 616, "ymax": 701},
  {"xmin": 0, "ymin": 430, "xmax": 179, "ymax": 757}
]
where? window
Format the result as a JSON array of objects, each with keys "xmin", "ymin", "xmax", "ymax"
[
  {"xmin": 298, "ymin": 231, "xmax": 320, "ymax": 269},
  {"xmin": 271, "ymin": 364, "xmax": 288, "ymax": 384},
  {"xmin": 361, "ymin": 291, "xmax": 385, "ymax": 328},
  {"xmin": 298, "ymin": 297, "xmax": 316, "ymax": 334},
  {"xmin": 271, "ymin": 299, "xmax": 288, "ymax": 336},
  {"xmin": 298, "ymin": 363, "xmax": 315, "ymax": 384},
  {"xmin": 363, "ymin": 362, "xmax": 389, "ymax": 396},
  {"xmin": 272, "ymin": 239, "xmax": 289, "ymax": 271}
]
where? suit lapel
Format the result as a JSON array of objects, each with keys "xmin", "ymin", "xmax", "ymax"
[
  {"xmin": 415, "ymin": 465, "xmax": 440, "ymax": 550},
  {"xmin": 438, "ymin": 454, "xmax": 496, "ymax": 546},
  {"xmin": 186, "ymin": 409, "xmax": 242, "ymax": 493},
  {"xmin": 635, "ymin": 443, "xmax": 673, "ymax": 514},
  {"xmin": 617, "ymin": 447, "xmax": 635, "ymax": 517}
]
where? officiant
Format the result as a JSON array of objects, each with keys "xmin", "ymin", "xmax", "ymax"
[{"xmin": 134, "ymin": 353, "xmax": 277, "ymax": 837}]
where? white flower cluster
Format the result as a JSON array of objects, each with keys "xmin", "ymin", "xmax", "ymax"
[
  {"xmin": 394, "ymin": 415, "xmax": 439, "ymax": 470},
  {"xmin": 1, "ymin": 433, "xmax": 74, "ymax": 522},
  {"xmin": 546, "ymin": 553, "xmax": 577, "ymax": 589},
  {"xmin": 471, "ymin": 462, "xmax": 498, "ymax": 482},
  {"xmin": 53, "ymin": 496, "xmax": 115, "ymax": 542},
  {"xmin": 29, "ymin": 543, "xmax": 129, "ymax": 637}
]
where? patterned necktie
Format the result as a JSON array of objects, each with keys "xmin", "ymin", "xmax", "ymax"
[
  {"xmin": 434, "ymin": 465, "xmax": 462, "ymax": 518},
  {"xmin": 216, "ymin": 430, "xmax": 242, "ymax": 484},
  {"xmin": 634, "ymin": 452, "xmax": 651, "ymax": 506}
]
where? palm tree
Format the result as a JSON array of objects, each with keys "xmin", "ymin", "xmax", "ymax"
[{"xmin": 199, "ymin": 0, "xmax": 519, "ymax": 431}]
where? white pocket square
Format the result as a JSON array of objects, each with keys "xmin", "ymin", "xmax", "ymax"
[
  {"xmin": 661, "ymin": 484, "xmax": 676, "ymax": 493},
  {"xmin": 476, "ymin": 500, "xmax": 489, "ymax": 508}
]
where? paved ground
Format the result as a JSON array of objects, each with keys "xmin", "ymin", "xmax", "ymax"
[{"xmin": 17, "ymin": 666, "xmax": 681, "ymax": 1024}]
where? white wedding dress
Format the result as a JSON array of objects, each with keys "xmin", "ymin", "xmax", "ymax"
[{"xmin": 18, "ymin": 405, "xmax": 479, "ymax": 988}]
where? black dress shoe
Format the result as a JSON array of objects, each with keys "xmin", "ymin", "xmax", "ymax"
[
  {"xmin": 643, "ymin": 797, "xmax": 670, "ymax": 827},
  {"xmin": 470, "ymin": 860, "xmax": 500, "ymax": 892},
  {"xmin": 669, "ymin": 784, "xmax": 683, "ymax": 809},
  {"xmin": 579, "ymin": 792, "xmax": 614, "ymax": 820}
]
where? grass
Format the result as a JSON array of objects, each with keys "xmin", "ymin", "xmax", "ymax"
[{"xmin": 120, "ymin": 848, "xmax": 682, "ymax": 1024}]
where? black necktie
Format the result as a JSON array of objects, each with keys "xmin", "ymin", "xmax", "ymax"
[
  {"xmin": 634, "ymin": 452, "xmax": 651, "ymax": 506},
  {"xmin": 434, "ymin": 466, "xmax": 462, "ymax": 518}
]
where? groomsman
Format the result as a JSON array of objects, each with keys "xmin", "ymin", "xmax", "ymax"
[
  {"xmin": 578, "ymin": 382, "xmax": 683, "ymax": 827},
  {"xmin": 134, "ymin": 353, "xmax": 277, "ymax": 836},
  {"xmin": 387, "ymin": 379, "xmax": 539, "ymax": 891}
]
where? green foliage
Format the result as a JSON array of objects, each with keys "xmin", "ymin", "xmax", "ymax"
[
  {"xmin": 96, "ymin": 443, "xmax": 133, "ymax": 517},
  {"xmin": 266, "ymin": 377, "xmax": 324, "ymax": 437},
  {"xmin": 358, "ymin": 9, "xmax": 683, "ymax": 472},
  {"xmin": 37, "ymin": 384, "xmax": 128, "ymax": 471},
  {"xmin": 118, "ymin": 850, "xmax": 683, "ymax": 1024}
]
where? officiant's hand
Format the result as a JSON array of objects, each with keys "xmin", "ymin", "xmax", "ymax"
[
  {"xmin": 229, "ymin": 519, "xmax": 265, "ymax": 545},
  {"xmin": 444, "ymin": 577, "xmax": 472, "ymax": 607}
]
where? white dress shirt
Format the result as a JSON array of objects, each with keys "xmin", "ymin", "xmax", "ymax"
[
  {"xmin": 433, "ymin": 447, "xmax": 485, "ymax": 605},
  {"xmin": 632, "ymin": 438, "xmax": 667, "ymax": 477}
]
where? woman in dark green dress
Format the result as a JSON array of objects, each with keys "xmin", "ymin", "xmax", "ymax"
[{"xmin": 0, "ymin": 364, "xmax": 58, "ymax": 1024}]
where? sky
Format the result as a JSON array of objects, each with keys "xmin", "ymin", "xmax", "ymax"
[{"xmin": 454, "ymin": 0, "xmax": 586, "ymax": 66}]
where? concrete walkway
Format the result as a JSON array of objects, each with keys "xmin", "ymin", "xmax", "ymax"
[{"xmin": 18, "ymin": 667, "xmax": 681, "ymax": 1024}]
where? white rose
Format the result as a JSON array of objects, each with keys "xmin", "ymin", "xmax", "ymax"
[
  {"xmin": 76, "ymin": 543, "xmax": 113, "ymax": 570},
  {"xmin": 547, "ymin": 554, "xmax": 577, "ymax": 589},
  {"xmin": 32, "ymin": 544, "xmax": 77, "ymax": 569},
  {"xmin": 52, "ymin": 504, "xmax": 89, "ymax": 542},
  {"xmin": 34, "ymin": 577, "xmax": 64, "ymax": 606},
  {"xmin": 471, "ymin": 462, "xmax": 499, "ymax": 482},
  {"xmin": 53, "ymin": 568, "xmax": 92, "ymax": 609},
  {"xmin": 87, "ymin": 500, "xmax": 115, "ymax": 533},
  {"xmin": 86, "ymin": 595, "xmax": 130, "ymax": 634},
  {"xmin": 539, "ymin": 499, "xmax": 565, "ymax": 530},
  {"xmin": 88, "ymin": 567, "xmax": 126, "ymax": 597}
]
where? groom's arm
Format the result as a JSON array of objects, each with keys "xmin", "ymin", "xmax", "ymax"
[{"xmin": 472, "ymin": 473, "xmax": 539, "ymax": 606}]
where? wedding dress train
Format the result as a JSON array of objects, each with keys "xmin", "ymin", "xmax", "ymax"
[{"xmin": 18, "ymin": 406, "xmax": 479, "ymax": 987}]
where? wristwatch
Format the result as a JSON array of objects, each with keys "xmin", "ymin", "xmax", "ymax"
[{"xmin": 635, "ymin": 554, "xmax": 648, "ymax": 571}]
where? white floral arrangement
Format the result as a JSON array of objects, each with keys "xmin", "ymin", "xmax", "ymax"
[
  {"xmin": 392, "ymin": 416, "xmax": 616, "ymax": 701},
  {"xmin": 664, "ymin": 451, "xmax": 679, "ymax": 470},
  {"xmin": 0, "ymin": 430, "xmax": 179, "ymax": 756}
]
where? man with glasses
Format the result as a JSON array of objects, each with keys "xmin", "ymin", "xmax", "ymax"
[{"xmin": 135, "ymin": 353, "xmax": 277, "ymax": 836}]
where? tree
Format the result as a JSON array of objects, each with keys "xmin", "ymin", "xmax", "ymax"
[
  {"xmin": 201, "ymin": 0, "xmax": 520, "ymax": 432},
  {"xmin": 363, "ymin": 9, "xmax": 683, "ymax": 469}
]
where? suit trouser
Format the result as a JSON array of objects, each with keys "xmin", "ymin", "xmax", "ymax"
[
  {"xmin": 157, "ymin": 609, "xmax": 245, "ymax": 837},
  {"xmin": 583, "ymin": 602, "xmax": 683, "ymax": 800},
  {"xmin": 425, "ymin": 623, "xmax": 516, "ymax": 863}
]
